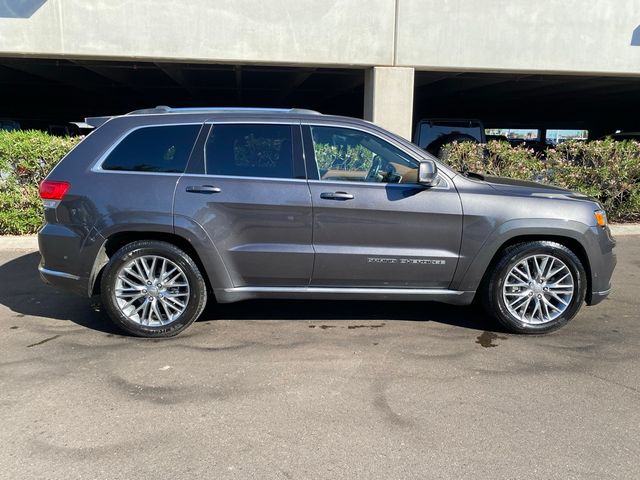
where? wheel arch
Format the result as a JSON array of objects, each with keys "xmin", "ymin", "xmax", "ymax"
[
  {"xmin": 476, "ymin": 234, "xmax": 592, "ymax": 303},
  {"xmin": 89, "ymin": 229, "xmax": 227, "ymax": 298},
  {"xmin": 454, "ymin": 220, "xmax": 593, "ymax": 302}
]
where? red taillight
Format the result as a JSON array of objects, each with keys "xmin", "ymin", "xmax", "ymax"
[{"xmin": 39, "ymin": 180, "xmax": 70, "ymax": 200}]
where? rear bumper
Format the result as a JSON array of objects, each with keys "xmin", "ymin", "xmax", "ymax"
[
  {"xmin": 38, "ymin": 222, "xmax": 98, "ymax": 297},
  {"xmin": 38, "ymin": 265, "xmax": 80, "ymax": 281},
  {"xmin": 589, "ymin": 288, "xmax": 611, "ymax": 306},
  {"xmin": 38, "ymin": 262, "xmax": 88, "ymax": 296}
]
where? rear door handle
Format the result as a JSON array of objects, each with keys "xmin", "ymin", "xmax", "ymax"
[
  {"xmin": 320, "ymin": 191, "xmax": 354, "ymax": 201},
  {"xmin": 186, "ymin": 185, "xmax": 221, "ymax": 194}
]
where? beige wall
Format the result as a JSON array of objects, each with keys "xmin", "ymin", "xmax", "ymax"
[
  {"xmin": 0, "ymin": 0, "xmax": 395, "ymax": 66},
  {"xmin": 396, "ymin": 0, "xmax": 640, "ymax": 75},
  {"xmin": 1, "ymin": 0, "xmax": 640, "ymax": 76}
]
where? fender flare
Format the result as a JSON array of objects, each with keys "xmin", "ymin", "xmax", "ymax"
[{"xmin": 87, "ymin": 217, "xmax": 234, "ymax": 296}]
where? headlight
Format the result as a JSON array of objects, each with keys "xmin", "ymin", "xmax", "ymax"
[{"xmin": 594, "ymin": 209, "xmax": 608, "ymax": 227}]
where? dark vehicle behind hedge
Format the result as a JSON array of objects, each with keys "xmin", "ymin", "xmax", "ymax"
[{"xmin": 413, "ymin": 118, "xmax": 485, "ymax": 158}]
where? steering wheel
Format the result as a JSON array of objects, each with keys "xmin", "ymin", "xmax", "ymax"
[{"xmin": 365, "ymin": 156, "xmax": 382, "ymax": 182}]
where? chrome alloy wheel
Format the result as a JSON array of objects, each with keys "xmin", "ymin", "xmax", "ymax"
[
  {"xmin": 114, "ymin": 255, "xmax": 190, "ymax": 326},
  {"xmin": 502, "ymin": 254, "xmax": 575, "ymax": 325}
]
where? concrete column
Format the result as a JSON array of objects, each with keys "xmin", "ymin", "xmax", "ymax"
[{"xmin": 364, "ymin": 66, "xmax": 415, "ymax": 140}]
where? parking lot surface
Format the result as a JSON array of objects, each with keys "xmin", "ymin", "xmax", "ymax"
[{"xmin": 1, "ymin": 236, "xmax": 638, "ymax": 480}]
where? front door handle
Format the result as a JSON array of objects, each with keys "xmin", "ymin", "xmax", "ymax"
[
  {"xmin": 186, "ymin": 185, "xmax": 221, "ymax": 194},
  {"xmin": 320, "ymin": 191, "xmax": 354, "ymax": 201}
]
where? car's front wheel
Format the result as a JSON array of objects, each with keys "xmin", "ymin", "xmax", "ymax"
[
  {"xmin": 483, "ymin": 241, "xmax": 587, "ymax": 334},
  {"xmin": 100, "ymin": 240, "xmax": 207, "ymax": 337}
]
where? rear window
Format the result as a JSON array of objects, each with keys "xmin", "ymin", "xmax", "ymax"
[{"xmin": 102, "ymin": 125, "xmax": 200, "ymax": 173}]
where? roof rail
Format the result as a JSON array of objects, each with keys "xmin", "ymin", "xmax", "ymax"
[{"xmin": 126, "ymin": 106, "xmax": 321, "ymax": 115}]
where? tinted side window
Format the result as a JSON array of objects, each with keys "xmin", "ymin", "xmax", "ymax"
[
  {"xmin": 310, "ymin": 126, "xmax": 419, "ymax": 184},
  {"xmin": 102, "ymin": 125, "xmax": 200, "ymax": 173},
  {"xmin": 206, "ymin": 124, "xmax": 294, "ymax": 179}
]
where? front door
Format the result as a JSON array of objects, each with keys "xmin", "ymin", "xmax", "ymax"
[
  {"xmin": 174, "ymin": 122, "xmax": 313, "ymax": 287},
  {"xmin": 304, "ymin": 124, "xmax": 463, "ymax": 288}
]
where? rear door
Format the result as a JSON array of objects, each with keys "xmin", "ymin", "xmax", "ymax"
[
  {"xmin": 173, "ymin": 121, "xmax": 313, "ymax": 287},
  {"xmin": 304, "ymin": 124, "xmax": 463, "ymax": 288}
]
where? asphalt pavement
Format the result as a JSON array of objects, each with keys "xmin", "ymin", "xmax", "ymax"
[{"xmin": 0, "ymin": 236, "xmax": 638, "ymax": 479}]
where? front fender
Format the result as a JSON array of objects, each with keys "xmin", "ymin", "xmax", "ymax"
[{"xmin": 451, "ymin": 218, "xmax": 593, "ymax": 292}]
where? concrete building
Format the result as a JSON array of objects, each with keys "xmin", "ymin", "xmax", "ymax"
[{"xmin": 1, "ymin": 0, "xmax": 639, "ymax": 138}]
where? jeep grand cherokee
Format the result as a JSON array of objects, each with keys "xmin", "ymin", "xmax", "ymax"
[{"xmin": 38, "ymin": 107, "xmax": 616, "ymax": 337}]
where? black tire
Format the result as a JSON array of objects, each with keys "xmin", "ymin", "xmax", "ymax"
[
  {"xmin": 481, "ymin": 241, "xmax": 587, "ymax": 334},
  {"xmin": 100, "ymin": 240, "xmax": 207, "ymax": 338}
]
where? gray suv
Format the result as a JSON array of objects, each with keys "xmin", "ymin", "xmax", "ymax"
[{"xmin": 38, "ymin": 107, "xmax": 616, "ymax": 337}]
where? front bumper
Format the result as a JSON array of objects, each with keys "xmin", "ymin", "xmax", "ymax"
[
  {"xmin": 589, "ymin": 288, "xmax": 612, "ymax": 306},
  {"xmin": 585, "ymin": 225, "xmax": 616, "ymax": 306}
]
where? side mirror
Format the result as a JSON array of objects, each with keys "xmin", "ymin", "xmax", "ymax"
[{"xmin": 418, "ymin": 160, "xmax": 438, "ymax": 186}]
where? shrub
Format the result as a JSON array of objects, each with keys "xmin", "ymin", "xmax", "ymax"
[
  {"xmin": 442, "ymin": 139, "xmax": 640, "ymax": 222},
  {"xmin": 547, "ymin": 140, "xmax": 640, "ymax": 221},
  {"xmin": 0, "ymin": 130, "xmax": 81, "ymax": 235},
  {"xmin": 442, "ymin": 140, "xmax": 546, "ymax": 181}
]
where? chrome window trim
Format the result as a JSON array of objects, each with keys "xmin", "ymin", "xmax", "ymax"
[
  {"xmin": 89, "ymin": 170, "xmax": 196, "ymax": 177},
  {"xmin": 307, "ymin": 176, "xmax": 451, "ymax": 190},
  {"xmin": 91, "ymin": 123, "xmax": 202, "ymax": 174},
  {"xmin": 89, "ymin": 119, "xmax": 452, "ymax": 188},
  {"xmin": 302, "ymin": 122, "xmax": 452, "ymax": 189},
  {"xmin": 186, "ymin": 174, "xmax": 309, "ymax": 183}
]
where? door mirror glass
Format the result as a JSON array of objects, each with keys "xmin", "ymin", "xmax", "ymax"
[{"xmin": 418, "ymin": 160, "xmax": 437, "ymax": 186}]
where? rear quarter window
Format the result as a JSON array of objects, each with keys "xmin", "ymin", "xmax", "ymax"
[{"xmin": 101, "ymin": 124, "xmax": 200, "ymax": 173}]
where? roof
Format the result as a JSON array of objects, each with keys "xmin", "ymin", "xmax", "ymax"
[
  {"xmin": 85, "ymin": 106, "xmax": 323, "ymax": 128},
  {"xmin": 126, "ymin": 106, "xmax": 321, "ymax": 116}
]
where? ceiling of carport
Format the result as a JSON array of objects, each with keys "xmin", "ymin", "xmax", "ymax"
[
  {"xmin": 2, "ymin": 58, "xmax": 640, "ymax": 138},
  {"xmin": 0, "ymin": 58, "xmax": 365, "ymax": 129},
  {"xmin": 414, "ymin": 71, "xmax": 640, "ymax": 136}
]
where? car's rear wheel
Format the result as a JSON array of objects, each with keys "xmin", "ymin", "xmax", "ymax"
[
  {"xmin": 482, "ymin": 241, "xmax": 587, "ymax": 334},
  {"xmin": 101, "ymin": 240, "xmax": 207, "ymax": 337}
]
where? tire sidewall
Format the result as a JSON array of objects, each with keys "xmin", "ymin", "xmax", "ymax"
[
  {"xmin": 491, "ymin": 243, "xmax": 586, "ymax": 334},
  {"xmin": 101, "ymin": 242, "xmax": 206, "ymax": 337}
]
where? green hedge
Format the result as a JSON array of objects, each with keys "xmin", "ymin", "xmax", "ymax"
[
  {"xmin": 442, "ymin": 139, "xmax": 640, "ymax": 222},
  {"xmin": 0, "ymin": 132, "xmax": 638, "ymax": 235},
  {"xmin": 0, "ymin": 131, "xmax": 81, "ymax": 235}
]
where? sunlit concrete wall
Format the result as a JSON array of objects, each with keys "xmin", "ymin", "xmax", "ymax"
[
  {"xmin": 1, "ymin": 0, "xmax": 639, "ymax": 75},
  {"xmin": 396, "ymin": 0, "xmax": 640, "ymax": 76},
  {"xmin": 0, "ymin": 0, "xmax": 395, "ymax": 66}
]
